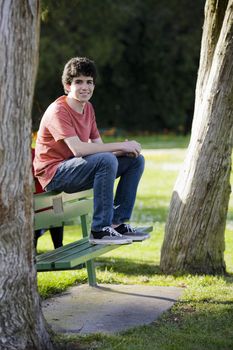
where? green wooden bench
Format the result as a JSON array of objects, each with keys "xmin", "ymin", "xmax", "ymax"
[{"xmin": 34, "ymin": 189, "xmax": 152, "ymax": 286}]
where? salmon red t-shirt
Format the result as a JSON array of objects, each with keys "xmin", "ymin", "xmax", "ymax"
[{"xmin": 33, "ymin": 96, "xmax": 100, "ymax": 189}]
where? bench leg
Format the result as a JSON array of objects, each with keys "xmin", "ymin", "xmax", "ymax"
[
  {"xmin": 86, "ymin": 260, "xmax": 97, "ymax": 286},
  {"xmin": 80, "ymin": 214, "xmax": 89, "ymax": 238},
  {"xmin": 81, "ymin": 214, "xmax": 97, "ymax": 286}
]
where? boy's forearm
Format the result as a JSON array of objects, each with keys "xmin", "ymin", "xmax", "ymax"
[
  {"xmin": 64, "ymin": 136, "xmax": 141, "ymax": 158},
  {"xmin": 73, "ymin": 141, "xmax": 127, "ymax": 157},
  {"xmin": 64, "ymin": 137, "xmax": 125, "ymax": 157}
]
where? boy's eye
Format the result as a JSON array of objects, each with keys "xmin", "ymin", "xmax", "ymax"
[{"xmin": 74, "ymin": 79, "xmax": 93, "ymax": 85}]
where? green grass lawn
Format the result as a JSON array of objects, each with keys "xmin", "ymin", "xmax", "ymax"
[
  {"xmin": 36, "ymin": 135, "xmax": 233, "ymax": 350},
  {"xmin": 101, "ymin": 133, "xmax": 190, "ymax": 149}
]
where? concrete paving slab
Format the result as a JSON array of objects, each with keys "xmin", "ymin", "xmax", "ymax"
[{"xmin": 42, "ymin": 284, "xmax": 183, "ymax": 334}]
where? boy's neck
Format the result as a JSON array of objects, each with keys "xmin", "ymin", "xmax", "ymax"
[{"xmin": 66, "ymin": 96, "xmax": 85, "ymax": 114}]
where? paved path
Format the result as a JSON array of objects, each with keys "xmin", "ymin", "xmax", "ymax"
[{"xmin": 42, "ymin": 284, "xmax": 183, "ymax": 334}]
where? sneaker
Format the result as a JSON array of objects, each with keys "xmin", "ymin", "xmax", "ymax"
[
  {"xmin": 89, "ymin": 226, "xmax": 132, "ymax": 245},
  {"xmin": 114, "ymin": 224, "xmax": 150, "ymax": 241}
]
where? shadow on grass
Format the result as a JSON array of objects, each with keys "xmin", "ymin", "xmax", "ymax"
[
  {"xmin": 35, "ymin": 251, "xmax": 233, "ymax": 282},
  {"xmin": 223, "ymin": 272, "xmax": 233, "ymax": 283},
  {"xmin": 96, "ymin": 256, "xmax": 233, "ymax": 281},
  {"xmin": 96, "ymin": 256, "xmax": 163, "ymax": 276},
  {"xmin": 183, "ymin": 299, "xmax": 233, "ymax": 305}
]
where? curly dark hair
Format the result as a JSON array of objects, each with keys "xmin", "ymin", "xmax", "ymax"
[{"xmin": 62, "ymin": 57, "xmax": 97, "ymax": 93}]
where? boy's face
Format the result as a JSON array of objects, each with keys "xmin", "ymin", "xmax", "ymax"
[{"xmin": 65, "ymin": 75, "xmax": 95, "ymax": 103}]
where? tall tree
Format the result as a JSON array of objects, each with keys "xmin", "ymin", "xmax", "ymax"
[
  {"xmin": 0, "ymin": 1, "xmax": 54, "ymax": 349},
  {"xmin": 160, "ymin": 0, "xmax": 233, "ymax": 274}
]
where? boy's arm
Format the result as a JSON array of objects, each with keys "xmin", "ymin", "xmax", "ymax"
[
  {"xmin": 64, "ymin": 136, "xmax": 141, "ymax": 158},
  {"xmin": 91, "ymin": 137, "xmax": 131, "ymax": 157}
]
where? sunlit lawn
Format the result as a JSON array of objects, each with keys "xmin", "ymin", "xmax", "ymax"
[{"xmin": 36, "ymin": 135, "xmax": 233, "ymax": 350}]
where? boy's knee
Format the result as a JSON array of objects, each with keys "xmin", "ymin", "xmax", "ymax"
[
  {"xmin": 100, "ymin": 152, "xmax": 118, "ymax": 171},
  {"xmin": 136, "ymin": 154, "xmax": 145, "ymax": 171},
  {"xmin": 138, "ymin": 154, "xmax": 145, "ymax": 165}
]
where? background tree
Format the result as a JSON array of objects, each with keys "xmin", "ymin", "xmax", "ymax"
[
  {"xmin": 160, "ymin": 0, "xmax": 233, "ymax": 274},
  {"xmin": 33, "ymin": 0, "xmax": 204, "ymax": 132},
  {"xmin": 0, "ymin": 1, "xmax": 54, "ymax": 349}
]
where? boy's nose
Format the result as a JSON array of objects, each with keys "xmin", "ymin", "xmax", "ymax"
[{"xmin": 81, "ymin": 83, "xmax": 89, "ymax": 89}]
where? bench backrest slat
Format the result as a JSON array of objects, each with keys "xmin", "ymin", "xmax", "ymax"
[
  {"xmin": 34, "ymin": 189, "xmax": 93, "ymax": 211},
  {"xmin": 34, "ymin": 189, "xmax": 93, "ymax": 230}
]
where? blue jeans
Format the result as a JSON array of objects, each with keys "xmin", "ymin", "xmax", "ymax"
[{"xmin": 45, "ymin": 153, "xmax": 145, "ymax": 231}]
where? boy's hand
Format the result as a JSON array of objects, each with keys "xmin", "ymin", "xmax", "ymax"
[
  {"xmin": 123, "ymin": 139, "xmax": 138, "ymax": 157},
  {"xmin": 122, "ymin": 140, "xmax": 141, "ymax": 157}
]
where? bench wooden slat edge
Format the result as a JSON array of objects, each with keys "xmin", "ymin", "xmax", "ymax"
[
  {"xmin": 36, "ymin": 243, "xmax": 120, "ymax": 271},
  {"xmin": 56, "ymin": 244, "xmax": 120, "ymax": 269},
  {"xmin": 36, "ymin": 237, "xmax": 89, "ymax": 262}
]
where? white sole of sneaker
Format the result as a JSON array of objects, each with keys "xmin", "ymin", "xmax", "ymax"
[
  {"xmin": 89, "ymin": 239, "xmax": 132, "ymax": 245},
  {"xmin": 124, "ymin": 234, "xmax": 150, "ymax": 241}
]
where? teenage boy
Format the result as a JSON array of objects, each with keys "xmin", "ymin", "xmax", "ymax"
[{"xmin": 34, "ymin": 57, "xmax": 149, "ymax": 244}]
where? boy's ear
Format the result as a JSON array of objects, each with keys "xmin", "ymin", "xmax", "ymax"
[{"xmin": 65, "ymin": 83, "xmax": 71, "ymax": 92}]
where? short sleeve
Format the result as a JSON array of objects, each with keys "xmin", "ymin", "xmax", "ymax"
[{"xmin": 47, "ymin": 106, "xmax": 77, "ymax": 141}]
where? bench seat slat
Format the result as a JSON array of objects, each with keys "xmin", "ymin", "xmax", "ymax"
[
  {"xmin": 36, "ymin": 238, "xmax": 89, "ymax": 262},
  {"xmin": 54, "ymin": 244, "xmax": 120, "ymax": 269},
  {"xmin": 36, "ymin": 240, "xmax": 120, "ymax": 271}
]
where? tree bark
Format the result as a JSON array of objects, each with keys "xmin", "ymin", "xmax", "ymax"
[
  {"xmin": 0, "ymin": 1, "xmax": 54, "ymax": 349},
  {"xmin": 160, "ymin": 0, "xmax": 233, "ymax": 274}
]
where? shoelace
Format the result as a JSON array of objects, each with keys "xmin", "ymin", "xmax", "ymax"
[
  {"xmin": 123, "ymin": 224, "xmax": 136, "ymax": 233},
  {"xmin": 103, "ymin": 226, "xmax": 123, "ymax": 237}
]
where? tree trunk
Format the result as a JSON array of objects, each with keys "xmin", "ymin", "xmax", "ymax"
[
  {"xmin": 160, "ymin": 0, "xmax": 233, "ymax": 274},
  {"xmin": 0, "ymin": 1, "xmax": 54, "ymax": 349}
]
